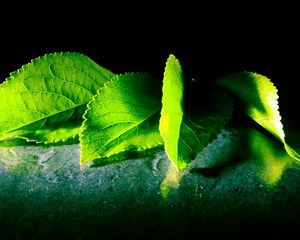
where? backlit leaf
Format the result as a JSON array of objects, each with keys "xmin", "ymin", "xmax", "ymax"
[
  {"xmin": 80, "ymin": 73, "xmax": 163, "ymax": 165},
  {"xmin": 0, "ymin": 52, "xmax": 114, "ymax": 143},
  {"xmin": 216, "ymin": 71, "xmax": 300, "ymax": 160},
  {"xmin": 159, "ymin": 54, "xmax": 185, "ymax": 171}
]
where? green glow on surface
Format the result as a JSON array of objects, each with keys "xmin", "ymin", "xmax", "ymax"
[
  {"xmin": 160, "ymin": 162, "xmax": 183, "ymax": 199},
  {"xmin": 248, "ymin": 129, "xmax": 293, "ymax": 185}
]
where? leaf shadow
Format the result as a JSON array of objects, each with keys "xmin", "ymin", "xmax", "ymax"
[
  {"xmin": 91, "ymin": 145, "xmax": 164, "ymax": 168},
  {"xmin": 189, "ymin": 154, "xmax": 243, "ymax": 178},
  {"xmin": 0, "ymin": 137, "xmax": 79, "ymax": 148},
  {"xmin": 190, "ymin": 114, "xmax": 300, "ymax": 187},
  {"xmin": 0, "ymin": 138, "xmax": 34, "ymax": 147}
]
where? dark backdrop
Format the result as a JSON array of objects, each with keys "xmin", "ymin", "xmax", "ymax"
[{"xmin": 1, "ymin": 7, "xmax": 299, "ymax": 125}]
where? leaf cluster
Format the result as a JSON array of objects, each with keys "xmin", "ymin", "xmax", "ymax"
[{"xmin": 0, "ymin": 52, "xmax": 299, "ymax": 172}]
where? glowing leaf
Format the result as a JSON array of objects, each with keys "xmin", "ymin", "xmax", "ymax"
[
  {"xmin": 80, "ymin": 73, "xmax": 163, "ymax": 164},
  {"xmin": 216, "ymin": 71, "xmax": 300, "ymax": 160},
  {"xmin": 0, "ymin": 52, "xmax": 114, "ymax": 143},
  {"xmin": 160, "ymin": 54, "xmax": 185, "ymax": 171}
]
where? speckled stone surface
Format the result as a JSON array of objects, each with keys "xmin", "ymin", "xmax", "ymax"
[{"xmin": 1, "ymin": 127, "xmax": 300, "ymax": 239}]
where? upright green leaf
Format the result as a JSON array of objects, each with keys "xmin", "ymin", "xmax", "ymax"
[
  {"xmin": 216, "ymin": 71, "xmax": 300, "ymax": 160},
  {"xmin": 160, "ymin": 91, "xmax": 233, "ymax": 197},
  {"xmin": 0, "ymin": 52, "xmax": 114, "ymax": 143},
  {"xmin": 80, "ymin": 73, "xmax": 163, "ymax": 165},
  {"xmin": 160, "ymin": 55, "xmax": 233, "ymax": 172},
  {"xmin": 160, "ymin": 54, "xmax": 185, "ymax": 171}
]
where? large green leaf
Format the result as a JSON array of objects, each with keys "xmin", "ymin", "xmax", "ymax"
[
  {"xmin": 160, "ymin": 54, "xmax": 233, "ymax": 172},
  {"xmin": 0, "ymin": 52, "xmax": 114, "ymax": 143},
  {"xmin": 216, "ymin": 71, "xmax": 300, "ymax": 160},
  {"xmin": 80, "ymin": 73, "xmax": 163, "ymax": 165}
]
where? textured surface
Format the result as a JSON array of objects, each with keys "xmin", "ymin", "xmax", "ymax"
[{"xmin": 1, "ymin": 127, "xmax": 300, "ymax": 239}]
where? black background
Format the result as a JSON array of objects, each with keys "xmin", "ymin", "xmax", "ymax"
[{"xmin": 0, "ymin": 5, "xmax": 299, "ymax": 123}]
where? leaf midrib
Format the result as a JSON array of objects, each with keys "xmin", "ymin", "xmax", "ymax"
[
  {"xmin": 1, "ymin": 68, "xmax": 105, "ymax": 134},
  {"xmin": 86, "ymin": 108, "xmax": 161, "ymax": 159},
  {"xmin": 1, "ymin": 101, "xmax": 88, "ymax": 136}
]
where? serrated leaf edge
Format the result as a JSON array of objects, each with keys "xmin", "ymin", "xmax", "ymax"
[
  {"xmin": 0, "ymin": 52, "xmax": 112, "ymax": 143},
  {"xmin": 0, "ymin": 52, "xmax": 88, "ymax": 90},
  {"xmin": 79, "ymin": 72, "xmax": 164, "ymax": 164},
  {"xmin": 159, "ymin": 54, "xmax": 184, "ymax": 171}
]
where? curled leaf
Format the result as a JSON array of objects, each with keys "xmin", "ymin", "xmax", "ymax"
[{"xmin": 216, "ymin": 71, "xmax": 300, "ymax": 160}]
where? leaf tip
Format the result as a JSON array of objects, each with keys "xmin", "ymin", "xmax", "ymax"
[{"xmin": 166, "ymin": 53, "xmax": 180, "ymax": 64}]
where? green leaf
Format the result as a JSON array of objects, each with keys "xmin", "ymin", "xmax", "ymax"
[
  {"xmin": 179, "ymin": 90, "xmax": 233, "ymax": 168},
  {"xmin": 80, "ymin": 72, "xmax": 163, "ymax": 165},
  {"xmin": 0, "ymin": 52, "xmax": 115, "ymax": 143},
  {"xmin": 216, "ymin": 71, "xmax": 300, "ymax": 160},
  {"xmin": 159, "ymin": 54, "xmax": 185, "ymax": 171},
  {"xmin": 160, "ymin": 54, "xmax": 233, "ymax": 172}
]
